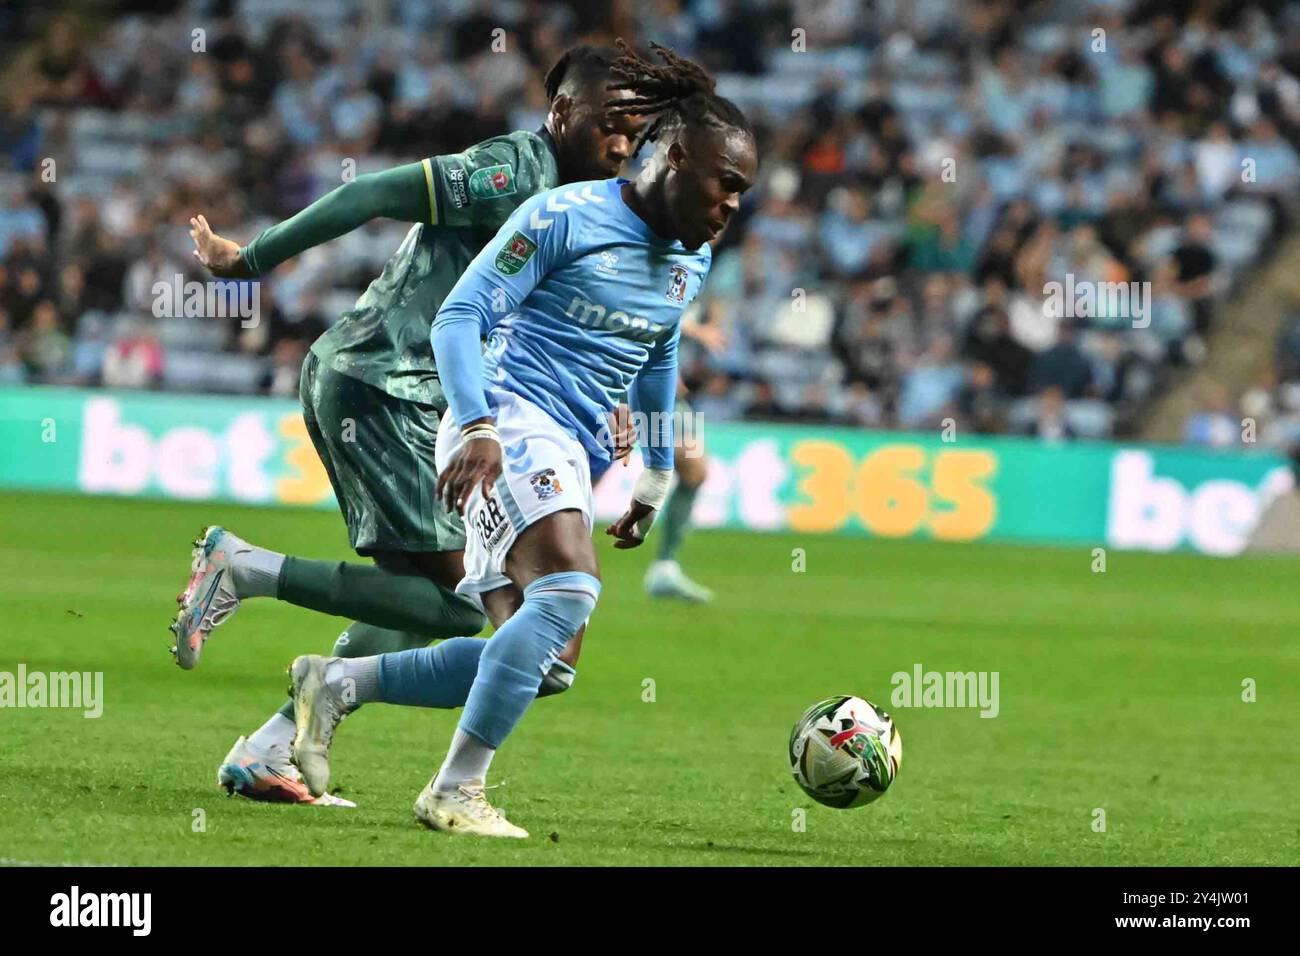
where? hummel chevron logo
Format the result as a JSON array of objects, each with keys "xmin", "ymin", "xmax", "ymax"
[
  {"xmin": 564, "ymin": 185, "xmax": 605, "ymax": 206},
  {"xmin": 529, "ymin": 185, "xmax": 605, "ymax": 231}
]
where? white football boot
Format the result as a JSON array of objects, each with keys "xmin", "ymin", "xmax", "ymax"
[
  {"xmin": 287, "ymin": 655, "xmax": 352, "ymax": 798},
  {"xmin": 413, "ymin": 780, "xmax": 529, "ymax": 839},
  {"xmin": 170, "ymin": 526, "xmax": 244, "ymax": 669},
  {"xmin": 644, "ymin": 559, "xmax": 714, "ymax": 603},
  {"xmin": 217, "ymin": 735, "xmax": 355, "ymax": 807}
]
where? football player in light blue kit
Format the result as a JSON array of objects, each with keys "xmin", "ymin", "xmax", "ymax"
[{"xmin": 286, "ymin": 41, "xmax": 757, "ymax": 837}]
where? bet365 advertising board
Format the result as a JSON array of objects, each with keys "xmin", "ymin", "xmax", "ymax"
[{"xmin": 0, "ymin": 386, "xmax": 1291, "ymax": 556}]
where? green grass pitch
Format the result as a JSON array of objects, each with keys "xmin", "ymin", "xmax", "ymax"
[{"xmin": 1, "ymin": 490, "xmax": 1297, "ymax": 866}]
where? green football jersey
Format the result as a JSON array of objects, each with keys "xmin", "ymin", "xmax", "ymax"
[{"xmin": 309, "ymin": 130, "xmax": 560, "ymax": 405}]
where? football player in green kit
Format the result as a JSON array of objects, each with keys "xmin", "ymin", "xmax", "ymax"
[{"xmin": 173, "ymin": 46, "xmax": 643, "ymax": 805}]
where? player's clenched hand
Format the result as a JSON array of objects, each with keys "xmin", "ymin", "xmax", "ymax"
[
  {"xmin": 605, "ymin": 500, "xmax": 656, "ymax": 549},
  {"xmin": 609, "ymin": 403, "xmax": 637, "ymax": 465},
  {"xmin": 189, "ymin": 214, "xmax": 253, "ymax": 279},
  {"xmin": 438, "ymin": 431, "xmax": 503, "ymax": 515}
]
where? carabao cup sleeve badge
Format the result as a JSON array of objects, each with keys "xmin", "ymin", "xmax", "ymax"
[{"xmin": 495, "ymin": 231, "xmax": 538, "ymax": 275}]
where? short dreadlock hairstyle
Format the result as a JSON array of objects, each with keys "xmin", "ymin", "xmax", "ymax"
[
  {"xmin": 605, "ymin": 39, "xmax": 753, "ymax": 152},
  {"xmin": 543, "ymin": 44, "xmax": 618, "ymax": 101}
]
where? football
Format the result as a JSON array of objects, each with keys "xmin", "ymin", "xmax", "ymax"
[{"xmin": 789, "ymin": 696, "xmax": 903, "ymax": 809}]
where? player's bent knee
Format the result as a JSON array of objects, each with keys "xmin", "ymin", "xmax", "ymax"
[
  {"xmin": 478, "ymin": 573, "xmax": 599, "ymax": 676},
  {"xmin": 522, "ymin": 572, "xmax": 600, "ymax": 643},
  {"xmin": 508, "ymin": 510, "xmax": 600, "ymax": 581},
  {"xmin": 481, "ymin": 584, "xmax": 524, "ymax": 630}
]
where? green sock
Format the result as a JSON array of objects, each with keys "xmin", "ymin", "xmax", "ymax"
[
  {"xmin": 657, "ymin": 481, "xmax": 700, "ymax": 562},
  {"xmin": 277, "ymin": 557, "xmax": 486, "ymax": 637},
  {"xmin": 277, "ymin": 622, "xmax": 429, "ymax": 721}
]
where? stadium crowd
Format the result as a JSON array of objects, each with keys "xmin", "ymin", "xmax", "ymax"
[{"xmin": 2, "ymin": 0, "xmax": 1300, "ymax": 445}]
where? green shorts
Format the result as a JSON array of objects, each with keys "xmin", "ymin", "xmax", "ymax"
[{"xmin": 300, "ymin": 351, "xmax": 466, "ymax": 555}]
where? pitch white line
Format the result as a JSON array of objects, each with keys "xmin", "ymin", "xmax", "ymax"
[{"xmin": 0, "ymin": 857, "xmax": 121, "ymax": 867}]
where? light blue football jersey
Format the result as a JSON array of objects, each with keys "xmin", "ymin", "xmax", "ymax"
[{"xmin": 431, "ymin": 178, "xmax": 711, "ymax": 471}]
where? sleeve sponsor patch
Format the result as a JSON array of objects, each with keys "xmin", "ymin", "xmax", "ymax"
[
  {"xmin": 445, "ymin": 165, "xmax": 469, "ymax": 209},
  {"xmin": 469, "ymin": 164, "xmax": 516, "ymax": 200},
  {"xmin": 494, "ymin": 230, "xmax": 537, "ymax": 275}
]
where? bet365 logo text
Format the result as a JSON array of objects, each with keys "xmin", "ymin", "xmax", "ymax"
[
  {"xmin": 787, "ymin": 443, "xmax": 997, "ymax": 540},
  {"xmin": 1106, "ymin": 450, "xmax": 1293, "ymax": 555}
]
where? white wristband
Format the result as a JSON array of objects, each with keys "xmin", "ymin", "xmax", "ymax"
[
  {"xmin": 461, "ymin": 423, "xmax": 499, "ymax": 444},
  {"xmin": 632, "ymin": 467, "xmax": 673, "ymax": 511}
]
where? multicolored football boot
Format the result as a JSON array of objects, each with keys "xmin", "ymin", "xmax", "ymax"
[
  {"xmin": 170, "ymin": 526, "xmax": 242, "ymax": 669},
  {"xmin": 217, "ymin": 735, "xmax": 355, "ymax": 807}
]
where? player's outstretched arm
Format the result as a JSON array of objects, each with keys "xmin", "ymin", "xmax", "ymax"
[
  {"xmin": 189, "ymin": 161, "xmax": 432, "ymax": 278},
  {"xmin": 607, "ymin": 328, "xmax": 680, "ymax": 548},
  {"xmin": 193, "ymin": 134, "xmax": 548, "ymax": 281}
]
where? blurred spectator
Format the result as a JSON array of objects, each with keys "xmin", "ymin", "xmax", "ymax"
[
  {"xmin": 820, "ymin": 187, "xmax": 892, "ymax": 279},
  {"xmin": 0, "ymin": 185, "xmax": 46, "ymax": 258},
  {"xmin": 0, "ymin": 91, "xmax": 41, "ymax": 171},
  {"xmin": 266, "ymin": 337, "xmax": 309, "ymax": 397},
  {"xmin": 1184, "ymin": 385, "xmax": 1241, "ymax": 447},
  {"xmin": 962, "ymin": 302, "xmax": 1032, "ymax": 397},
  {"xmin": 18, "ymin": 300, "xmax": 69, "ymax": 381},
  {"xmin": 0, "ymin": 307, "xmax": 25, "ymax": 384},
  {"xmin": 1169, "ymin": 213, "xmax": 1219, "ymax": 336},
  {"xmin": 31, "ymin": 15, "xmax": 99, "ymax": 107},
  {"xmin": 1024, "ymin": 387, "xmax": 1076, "ymax": 442},
  {"xmin": 693, "ymin": 370, "xmax": 748, "ymax": 423},
  {"xmin": 957, "ymin": 361, "xmax": 1004, "ymax": 434},
  {"xmin": 898, "ymin": 335, "xmax": 964, "ymax": 428},
  {"xmin": 1029, "ymin": 322, "xmax": 1093, "ymax": 399},
  {"xmin": 101, "ymin": 318, "xmax": 163, "ymax": 390}
]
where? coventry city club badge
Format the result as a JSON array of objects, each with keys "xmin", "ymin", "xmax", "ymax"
[
  {"xmin": 529, "ymin": 468, "xmax": 563, "ymax": 501},
  {"xmin": 666, "ymin": 264, "xmax": 689, "ymax": 303}
]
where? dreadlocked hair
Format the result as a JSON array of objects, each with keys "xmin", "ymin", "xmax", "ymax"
[
  {"xmin": 605, "ymin": 38, "xmax": 752, "ymax": 150},
  {"xmin": 543, "ymin": 44, "xmax": 618, "ymax": 102}
]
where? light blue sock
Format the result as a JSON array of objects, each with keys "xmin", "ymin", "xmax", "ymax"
[
  {"xmin": 374, "ymin": 637, "xmax": 580, "ymax": 709},
  {"xmin": 459, "ymin": 571, "xmax": 600, "ymax": 748},
  {"xmin": 376, "ymin": 637, "xmax": 487, "ymax": 708}
]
